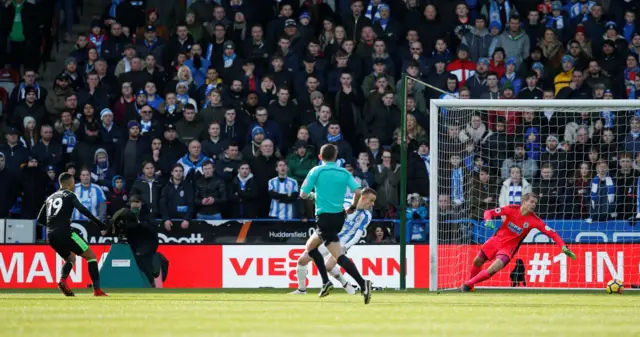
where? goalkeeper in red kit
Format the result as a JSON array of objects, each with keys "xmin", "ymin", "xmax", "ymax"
[{"xmin": 460, "ymin": 193, "xmax": 577, "ymax": 292}]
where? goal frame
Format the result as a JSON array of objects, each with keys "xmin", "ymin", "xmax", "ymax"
[{"xmin": 426, "ymin": 97, "xmax": 640, "ymax": 292}]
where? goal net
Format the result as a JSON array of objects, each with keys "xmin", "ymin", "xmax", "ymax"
[{"xmin": 427, "ymin": 99, "xmax": 640, "ymax": 291}]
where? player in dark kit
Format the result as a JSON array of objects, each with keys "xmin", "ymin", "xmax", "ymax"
[
  {"xmin": 37, "ymin": 172, "xmax": 109, "ymax": 297},
  {"xmin": 460, "ymin": 192, "xmax": 577, "ymax": 292}
]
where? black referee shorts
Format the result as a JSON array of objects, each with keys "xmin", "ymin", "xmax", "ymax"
[
  {"xmin": 315, "ymin": 212, "xmax": 346, "ymax": 244},
  {"xmin": 48, "ymin": 232, "xmax": 89, "ymax": 258}
]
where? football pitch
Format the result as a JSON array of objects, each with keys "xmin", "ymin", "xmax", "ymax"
[{"xmin": 1, "ymin": 289, "xmax": 638, "ymax": 336}]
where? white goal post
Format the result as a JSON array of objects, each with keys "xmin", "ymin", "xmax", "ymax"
[{"xmin": 427, "ymin": 98, "xmax": 640, "ymax": 292}]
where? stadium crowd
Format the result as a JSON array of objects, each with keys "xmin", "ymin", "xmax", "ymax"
[{"xmin": 1, "ymin": 0, "xmax": 640, "ymax": 233}]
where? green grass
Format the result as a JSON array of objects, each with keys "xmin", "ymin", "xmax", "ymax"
[{"xmin": 0, "ymin": 289, "xmax": 638, "ymax": 336}]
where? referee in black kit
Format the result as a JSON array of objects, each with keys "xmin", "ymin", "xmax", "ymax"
[{"xmin": 300, "ymin": 144, "xmax": 372, "ymax": 304}]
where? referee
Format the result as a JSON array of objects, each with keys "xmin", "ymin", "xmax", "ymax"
[{"xmin": 300, "ymin": 144, "xmax": 372, "ymax": 304}]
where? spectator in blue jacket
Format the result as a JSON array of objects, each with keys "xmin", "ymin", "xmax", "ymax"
[
  {"xmin": 588, "ymin": 159, "xmax": 616, "ymax": 222},
  {"xmin": 185, "ymin": 43, "xmax": 211, "ymax": 88}
]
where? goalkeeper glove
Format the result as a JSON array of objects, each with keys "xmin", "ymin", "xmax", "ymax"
[
  {"xmin": 484, "ymin": 220, "xmax": 495, "ymax": 229},
  {"xmin": 562, "ymin": 246, "xmax": 577, "ymax": 260}
]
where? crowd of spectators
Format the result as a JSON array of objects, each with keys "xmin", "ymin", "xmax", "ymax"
[{"xmin": 1, "ymin": 0, "xmax": 640, "ymax": 231}]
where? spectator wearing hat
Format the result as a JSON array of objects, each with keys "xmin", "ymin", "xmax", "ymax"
[
  {"xmin": 32, "ymin": 125, "xmax": 62, "ymax": 169},
  {"xmin": 117, "ymin": 120, "xmax": 150, "ymax": 186},
  {"xmin": 603, "ymin": 21, "xmax": 628, "ymax": 52},
  {"xmin": 19, "ymin": 156, "xmax": 47, "ymax": 219},
  {"xmin": 572, "ymin": 24, "xmax": 593, "ymax": 58},
  {"xmin": 12, "ymin": 86, "xmax": 45, "ymax": 130},
  {"xmin": 243, "ymin": 126, "xmax": 265, "ymax": 159},
  {"xmin": 91, "ymin": 148, "xmax": 116, "ymax": 192},
  {"xmin": 539, "ymin": 28, "xmax": 565, "ymax": 70},
  {"xmin": 135, "ymin": 24, "xmax": 166, "ymax": 68},
  {"xmin": 125, "ymin": 89, "xmax": 150, "ymax": 123},
  {"xmin": 557, "ymin": 69, "xmax": 593, "ymax": 99},
  {"xmin": 216, "ymin": 40, "xmax": 243, "ymax": 81},
  {"xmin": 461, "ymin": 14, "xmax": 494, "ymax": 63},
  {"xmin": 98, "ymin": 108, "xmax": 122, "ymax": 153},
  {"xmin": 160, "ymin": 124, "xmax": 186, "ymax": 168},
  {"xmin": 45, "ymin": 74, "xmax": 75, "ymax": 121},
  {"xmin": 44, "ymin": 165, "xmax": 58, "ymax": 195},
  {"xmin": 102, "ymin": 22, "xmax": 131, "ymax": 71},
  {"xmin": 494, "ymin": 16, "xmax": 530, "ymax": 65},
  {"xmin": 0, "ymin": 127, "xmax": 29, "ymax": 175},
  {"xmin": 545, "ymin": 1, "xmax": 569, "ymax": 42},
  {"xmin": 185, "ymin": 43, "xmax": 211, "ymax": 88},
  {"xmin": 499, "ymin": 57, "xmax": 522, "ymax": 93},
  {"xmin": 447, "ymin": 44, "xmax": 477, "ymax": 87},
  {"xmin": 466, "ymin": 57, "xmax": 490, "ymax": 98},
  {"xmin": 372, "ymin": 3, "xmax": 401, "ymax": 45},
  {"xmin": 554, "ymin": 55, "xmax": 576, "ymax": 94}
]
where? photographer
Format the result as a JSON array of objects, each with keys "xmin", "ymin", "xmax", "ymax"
[{"xmin": 109, "ymin": 195, "xmax": 161, "ymax": 287}]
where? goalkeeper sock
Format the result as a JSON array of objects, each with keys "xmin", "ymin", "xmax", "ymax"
[
  {"xmin": 60, "ymin": 261, "xmax": 73, "ymax": 281},
  {"xmin": 469, "ymin": 265, "xmax": 482, "ymax": 280},
  {"xmin": 329, "ymin": 266, "xmax": 348, "ymax": 287},
  {"xmin": 466, "ymin": 270, "xmax": 491, "ymax": 287},
  {"xmin": 337, "ymin": 255, "xmax": 365, "ymax": 289},
  {"xmin": 308, "ymin": 249, "xmax": 330, "ymax": 284},
  {"xmin": 87, "ymin": 259, "xmax": 101, "ymax": 289},
  {"xmin": 296, "ymin": 264, "xmax": 307, "ymax": 291}
]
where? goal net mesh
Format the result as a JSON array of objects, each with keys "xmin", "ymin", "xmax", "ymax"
[{"xmin": 431, "ymin": 103, "xmax": 640, "ymax": 290}]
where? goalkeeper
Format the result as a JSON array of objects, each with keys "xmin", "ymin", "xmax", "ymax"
[{"xmin": 460, "ymin": 192, "xmax": 576, "ymax": 292}]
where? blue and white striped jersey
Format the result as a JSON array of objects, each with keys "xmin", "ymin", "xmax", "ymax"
[
  {"xmin": 343, "ymin": 176, "xmax": 363, "ymax": 208},
  {"xmin": 268, "ymin": 177, "xmax": 299, "ymax": 220},
  {"xmin": 72, "ymin": 183, "xmax": 106, "ymax": 220},
  {"xmin": 338, "ymin": 209, "xmax": 372, "ymax": 249}
]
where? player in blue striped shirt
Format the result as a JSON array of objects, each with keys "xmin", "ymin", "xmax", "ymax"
[
  {"xmin": 290, "ymin": 188, "xmax": 376, "ymax": 295},
  {"xmin": 72, "ymin": 168, "xmax": 107, "ymax": 221},
  {"xmin": 268, "ymin": 160, "xmax": 299, "ymax": 220}
]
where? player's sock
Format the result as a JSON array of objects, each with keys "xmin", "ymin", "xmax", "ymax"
[
  {"xmin": 87, "ymin": 259, "xmax": 101, "ymax": 289},
  {"xmin": 60, "ymin": 261, "xmax": 73, "ymax": 281},
  {"xmin": 466, "ymin": 269, "xmax": 492, "ymax": 287},
  {"xmin": 469, "ymin": 265, "xmax": 482, "ymax": 280},
  {"xmin": 336, "ymin": 255, "xmax": 365, "ymax": 289},
  {"xmin": 308, "ymin": 249, "xmax": 330, "ymax": 284},
  {"xmin": 329, "ymin": 266, "xmax": 348, "ymax": 287},
  {"xmin": 296, "ymin": 264, "xmax": 307, "ymax": 291}
]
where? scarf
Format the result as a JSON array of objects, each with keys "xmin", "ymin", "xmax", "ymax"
[
  {"xmin": 85, "ymin": 62, "xmax": 95, "ymax": 74},
  {"xmin": 165, "ymin": 104, "xmax": 177, "ymax": 115},
  {"xmin": 18, "ymin": 82, "xmax": 39, "ymax": 99},
  {"xmin": 224, "ymin": 53, "xmax": 237, "ymax": 68},
  {"xmin": 365, "ymin": 1, "xmax": 381, "ymax": 22},
  {"xmin": 377, "ymin": 4, "xmax": 390, "ymax": 29},
  {"xmin": 176, "ymin": 94, "xmax": 189, "ymax": 105},
  {"xmin": 327, "ymin": 132, "xmax": 342, "ymax": 142},
  {"xmin": 489, "ymin": 0, "xmax": 511, "ymax": 29},
  {"xmin": 419, "ymin": 154, "xmax": 430, "ymax": 176},
  {"xmin": 94, "ymin": 161, "xmax": 109, "ymax": 181},
  {"xmin": 508, "ymin": 182, "xmax": 522, "ymax": 204},
  {"xmin": 591, "ymin": 175, "xmax": 615, "ymax": 206},
  {"xmin": 62, "ymin": 130, "xmax": 76, "ymax": 153},
  {"xmin": 109, "ymin": 0, "xmax": 121, "ymax": 18},
  {"xmin": 601, "ymin": 110, "xmax": 615, "ymax": 128},
  {"xmin": 140, "ymin": 120, "xmax": 151, "ymax": 133},
  {"xmin": 451, "ymin": 167, "xmax": 464, "ymax": 205},
  {"xmin": 237, "ymin": 173, "xmax": 253, "ymax": 190},
  {"xmin": 144, "ymin": 38, "xmax": 158, "ymax": 51},
  {"xmin": 233, "ymin": 21, "xmax": 247, "ymax": 41},
  {"xmin": 9, "ymin": 0, "xmax": 25, "ymax": 42},
  {"xmin": 89, "ymin": 34, "xmax": 105, "ymax": 55},
  {"xmin": 546, "ymin": 15, "xmax": 564, "ymax": 29},
  {"xmin": 123, "ymin": 57, "xmax": 132, "ymax": 73},
  {"xmin": 540, "ymin": 39, "xmax": 562, "ymax": 58}
]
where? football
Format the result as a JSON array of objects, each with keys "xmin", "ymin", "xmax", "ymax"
[{"xmin": 606, "ymin": 279, "xmax": 624, "ymax": 294}]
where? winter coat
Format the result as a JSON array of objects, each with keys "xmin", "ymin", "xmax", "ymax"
[
  {"xmin": 176, "ymin": 118, "xmax": 206, "ymax": 146},
  {"xmin": 494, "ymin": 29, "xmax": 531, "ymax": 65},
  {"xmin": 500, "ymin": 156, "xmax": 538, "ymax": 181},
  {"xmin": 229, "ymin": 174, "xmax": 260, "ymax": 218},
  {"xmin": 498, "ymin": 178, "xmax": 532, "ymax": 207},
  {"xmin": 286, "ymin": 151, "xmax": 316, "ymax": 185},
  {"xmin": 19, "ymin": 166, "xmax": 47, "ymax": 219},
  {"xmin": 533, "ymin": 178, "xmax": 562, "ymax": 219},
  {"xmin": 194, "ymin": 175, "xmax": 227, "ymax": 215},
  {"xmin": 12, "ymin": 102, "xmax": 46, "ymax": 129},
  {"xmin": 45, "ymin": 86, "xmax": 74, "ymax": 120},
  {"xmin": 468, "ymin": 176, "xmax": 499, "ymax": 220},
  {"xmin": 374, "ymin": 164, "xmax": 400, "ymax": 212},
  {"xmin": 130, "ymin": 177, "xmax": 163, "ymax": 217},
  {"xmin": 461, "ymin": 28, "xmax": 493, "ymax": 62},
  {"xmin": 159, "ymin": 178, "xmax": 194, "ymax": 221}
]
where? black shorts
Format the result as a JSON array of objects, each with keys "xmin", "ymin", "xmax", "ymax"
[
  {"xmin": 48, "ymin": 232, "xmax": 90, "ymax": 258},
  {"xmin": 315, "ymin": 212, "xmax": 345, "ymax": 244}
]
